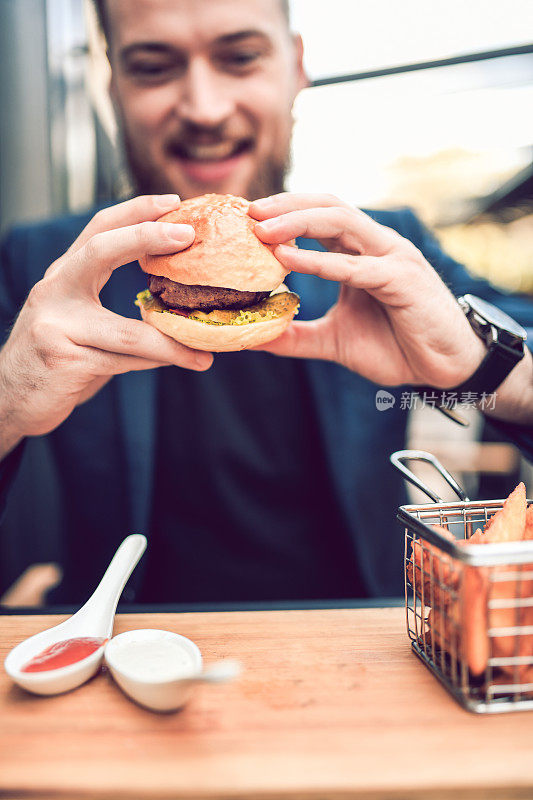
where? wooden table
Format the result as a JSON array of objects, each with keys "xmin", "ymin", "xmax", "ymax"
[{"xmin": 2, "ymin": 608, "xmax": 533, "ymax": 799}]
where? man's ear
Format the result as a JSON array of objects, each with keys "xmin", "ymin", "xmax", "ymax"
[{"xmin": 292, "ymin": 33, "xmax": 309, "ymax": 94}]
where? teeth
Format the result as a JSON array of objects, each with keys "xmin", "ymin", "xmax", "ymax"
[{"xmin": 183, "ymin": 141, "xmax": 238, "ymax": 161}]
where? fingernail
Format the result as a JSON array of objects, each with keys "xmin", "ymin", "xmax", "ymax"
[
  {"xmin": 252, "ymin": 197, "xmax": 273, "ymax": 208},
  {"xmin": 276, "ymin": 244, "xmax": 296, "ymax": 257},
  {"xmin": 165, "ymin": 223, "xmax": 195, "ymax": 241},
  {"xmin": 156, "ymin": 194, "xmax": 181, "ymax": 209},
  {"xmin": 256, "ymin": 218, "xmax": 278, "ymax": 231}
]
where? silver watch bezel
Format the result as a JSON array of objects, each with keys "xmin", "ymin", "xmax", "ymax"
[{"xmin": 458, "ymin": 294, "xmax": 527, "ymax": 350}]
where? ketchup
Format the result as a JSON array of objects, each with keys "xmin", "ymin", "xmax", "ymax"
[{"xmin": 21, "ymin": 637, "xmax": 106, "ymax": 673}]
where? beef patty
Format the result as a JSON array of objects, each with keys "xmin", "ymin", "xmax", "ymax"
[{"xmin": 147, "ymin": 275, "xmax": 270, "ymax": 311}]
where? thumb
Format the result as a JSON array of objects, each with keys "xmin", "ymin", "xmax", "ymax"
[{"xmin": 251, "ymin": 319, "xmax": 334, "ymax": 361}]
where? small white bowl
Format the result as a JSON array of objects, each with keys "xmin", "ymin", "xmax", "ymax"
[{"xmin": 105, "ymin": 629, "xmax": 203, "ymax": 712}]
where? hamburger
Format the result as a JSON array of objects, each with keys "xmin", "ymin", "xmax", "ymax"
[{"xmin": 136, "ymin": 193, "xmax": 300, "ymax": 352}]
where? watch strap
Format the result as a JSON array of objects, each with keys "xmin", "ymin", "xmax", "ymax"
[
  {"xmin": 446, "ymin": 338, "xmax": 524, "ymax": 395},
  {"xmin": 417, "ymin": 294, "xmax": 526, "ymax": 398},
  {"xmin": 417, "ymin": 340, "xmax": 523, "ymax": 400}
]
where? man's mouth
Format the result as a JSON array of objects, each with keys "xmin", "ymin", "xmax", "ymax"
[
  {"xmin": 166, "ymin": 138, "xmax": 254, "ymax": 186},
  {"xmin": 170, "ymin": 139, "xmax": 253, "ymax": 163}
]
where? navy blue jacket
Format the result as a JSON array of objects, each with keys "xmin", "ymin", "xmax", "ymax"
[{"xmin": 1, "ymin": 207, "xmax": 533, "ymax": 600}]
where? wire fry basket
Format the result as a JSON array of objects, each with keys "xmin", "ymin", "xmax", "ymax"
[{"xmin": 391, "ymin": 450, "xmax": 533, "ymax": 714}]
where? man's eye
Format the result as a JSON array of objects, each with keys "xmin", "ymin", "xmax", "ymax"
[
  {"xmin": 221, "ymin": 51, "xmax": 261, "ymax": 70},
  {"xmin": 127, "ymin": 62, "xmax": 174, "ymax": 79}
]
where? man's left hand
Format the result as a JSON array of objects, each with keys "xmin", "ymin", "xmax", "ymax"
[{"xmin": 249, "ymin": 193, "xmax": 485, "ymax": 388}]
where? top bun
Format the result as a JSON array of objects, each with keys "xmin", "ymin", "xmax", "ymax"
[{"xmin": 139, "ymin": 193, "xmax": 289, "ymax": 292}]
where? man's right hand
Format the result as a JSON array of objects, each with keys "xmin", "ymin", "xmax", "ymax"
[{"xmin": 0, "ymin": 195, "xmax": 213, "ymax": 459}]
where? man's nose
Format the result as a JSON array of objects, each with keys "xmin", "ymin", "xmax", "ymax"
[{"xmin": 177, "ymin": 60, "xmax": 234, "ymax": 128}]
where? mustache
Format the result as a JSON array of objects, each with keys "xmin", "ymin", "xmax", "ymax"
[{"xmin": 165, "ymin": 123, "xmax": 253, "ymax": 151}]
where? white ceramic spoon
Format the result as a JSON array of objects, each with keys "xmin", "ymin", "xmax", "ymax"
[
  {"xmin": 192, "ymin": 659, "xmax": 242, "ymax": 685},
  {"xmin": 105, "ymin": 628, "xmax": 242, "ymax": 712},
  {"xmin": 4, "ymin": 534, "xmax": 147, "ymax": 696}
]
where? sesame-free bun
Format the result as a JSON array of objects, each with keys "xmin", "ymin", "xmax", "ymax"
[
  {"xmin": 139, "ymin": 193, "xmax": 289, "ymax": 292},
  {"xmin": 136, "ymin": 286, "xmax": 299, "ymax": 353}
]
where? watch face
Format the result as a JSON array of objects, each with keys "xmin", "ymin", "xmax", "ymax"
[{"xmin": 462, "ymin": 294, "xmax": 527, "ymax": 341}]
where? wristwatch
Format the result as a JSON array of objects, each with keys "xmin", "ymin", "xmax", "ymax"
[{"xmin": 449, "ymin": 294, "xmax": 527, "ymax": 394}]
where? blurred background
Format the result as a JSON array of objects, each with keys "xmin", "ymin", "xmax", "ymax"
[
  {"xmin": 0, "ymin": 0, "xmax": 532, "ymax": 602},
  {"xmin": 2, "ymin": 0, "xmax": 532, "ymax": 290}
]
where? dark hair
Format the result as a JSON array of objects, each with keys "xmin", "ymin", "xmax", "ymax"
[{"xmin": 93, "ymin": 0, "xmax": 290, "ymax": 44}]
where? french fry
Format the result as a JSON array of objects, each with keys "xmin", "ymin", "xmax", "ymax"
[
  {"xmin": 485, "ymin": 485, "xmax": 532, "ymax": 678},
  {"xmin": 488, "ymin": 564, "xmax": 533, "ymax": 680},
  {"xmin": 484, "ymin": 483, "xmax": 526, "ymax": 543},
  {"xmin": 525, "ymin": 504, "xmax": 533, "ymax": 539},
  {"xmin": 455, "ymin": 485, "xmax": 529, "ymax": 678},
  {"xmin": 461, "ymin": 563, "xmax": 490, "ymax": 677},
  {"xmin": 490, "ymin": 500, "xmax": 533, "ymax": 679},
  {"xmin": 424, "ymin": 559, "xmax": 490, "ymax": 678},
  {"xmin": 463, "ymin": 529, "xmax": 485, "ymax": 545},
  {"xmin": 408, "ymin": 525, "xmax": 458, "ymax": 607},
  {"xmin": 426, "ymin": 605, "xmax": 460, "ymax": 654},
  {"xmin": 412, "ymin": 485, "xmax": 533, "ymax": 681},
  {"xmin": 521, "ymin": 507, "xmax": 533, "ymax": 677},
  {"xmin": 449, "ymin": 530, "xmax": 490, "ymax": 677}
]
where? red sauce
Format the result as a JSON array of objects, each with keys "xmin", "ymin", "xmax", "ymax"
[
  {"xmin": 168, "ymin": 307, "xmax": 190, "ymax": 317},
  {"xmin": 21, "ymin": 637, "xmax": 106, "ymax": 673}
]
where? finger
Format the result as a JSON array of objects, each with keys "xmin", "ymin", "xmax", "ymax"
[
  {"xmin": 272, "ymin": 243, "xmax": 392, "ymax": 291},
  {"xmin": 254, "ymin": 207, "xmax": 398, "ymax": 257},
  {"xmin": 63, "ymin": 221, "xmax": 195, "ymax": 293},
  {"xmin": 249, "ymin": 192, "xmax": 352, "ymax": 220},
  {"xmin": 252, "ymin": 319, "xmax": 335, "ymax": 361},
  {"xmin": 68, "ymin": 195, "xmax": 182, "ymax": 255},
  {"xmin": 85, "ymin": 350, "xmax": 175, "ymax": 375},
  {"xmin": 69, "ymin": 308, "xmax": 213, "ymax": 371}
]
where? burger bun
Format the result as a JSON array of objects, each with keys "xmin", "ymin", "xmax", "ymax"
[{"xmin": 139, "ymin": 193, "xmax": 289, "ymax": 292}]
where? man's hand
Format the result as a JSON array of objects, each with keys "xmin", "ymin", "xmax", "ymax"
[
  {"xmin": 0, "ymin": 195, "xmax": 213, "ymax": 459},
  {"xmin": 249, "ymin": 193, "xmax": 486, "ymax": 387}
]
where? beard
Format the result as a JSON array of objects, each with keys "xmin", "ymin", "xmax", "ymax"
[{"xmin": 118, "ymin": 123, "xmax": 290, "ymax": 202}]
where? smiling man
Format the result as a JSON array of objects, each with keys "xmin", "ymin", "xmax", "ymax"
[
  {"xmin": 99, "ymin": 0, "xmax": 304, "ymax": 200},
  {"xmin": 1, "ymin": 0, "xmax": 533, "ymax": 606}
]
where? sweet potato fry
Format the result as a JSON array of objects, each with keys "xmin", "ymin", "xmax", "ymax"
[
  {"xmin": 461, "ymin": 563, "xmax": 490, "ymax": 676},
  {"xmin": 483, "ymin": 483, "xmax": 526, "ymax": 543},
  {"xmin": 426, "ymin": 605, "xmax": 460, "ymax": 654},
  {"xmin": 487, "ymin": 563, "xmax": 533, "ymax": 679},
  {"xmin": 485, "ymin": 486, "xmax": 532, "ymax": 678},
  {"xmin": 408, "ymin": 525, "xmax": 458, "ymax": 607},
  {"xmin": 525, "ymin": 504, "xmax": 533, "ymax": 540},
  {"xmin": 425, "ymin": 560, "xmax": 490, "ymax": 677},
  {"xmin": 458, "ymin": 487, "xmax": 530, "ymax": 678},
  {"xmin": 410, "ymin": 485, "xmax": 533, "ymax": 681},
  {"xmin": 463, "ymin": 529, "xmax": 485, "ymax": 545}
]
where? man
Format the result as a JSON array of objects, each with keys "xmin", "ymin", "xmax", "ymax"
[{"xmin": 1, "ymin": 0, "xmax": 533, "ymax": 603}]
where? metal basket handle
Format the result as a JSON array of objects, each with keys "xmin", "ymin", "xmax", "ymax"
[{"xmin": 390, "ymin": 449, "xmax": 470, "ymax": 503}]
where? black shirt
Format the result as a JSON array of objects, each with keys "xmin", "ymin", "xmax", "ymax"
[{"xmin": 141, "ymin": 351, "xmax": 364, "ymax": 603}]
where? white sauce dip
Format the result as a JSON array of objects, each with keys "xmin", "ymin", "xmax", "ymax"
[{"xmin": 108, "ymin": 631, "xmax": 198, "ymax": 682}]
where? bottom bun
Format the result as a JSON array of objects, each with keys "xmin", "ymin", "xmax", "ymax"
[{"xmin": 135, "ymin": 287, "xmax": 299, "ymax": 352}]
